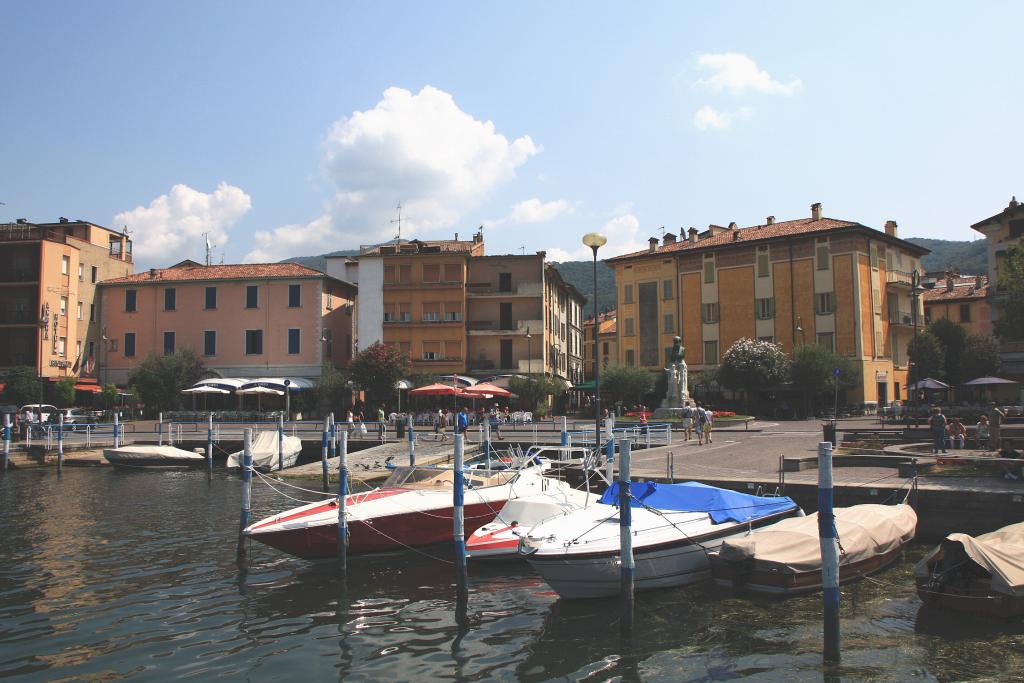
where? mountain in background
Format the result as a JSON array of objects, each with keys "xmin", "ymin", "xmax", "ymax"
[{"xmin": 282, "ymin": 237, "xmax": 989, "ymax": 315}]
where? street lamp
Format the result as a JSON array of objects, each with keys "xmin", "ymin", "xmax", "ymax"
[
  {"xmin": 526, "ymin": 326, "xmax": 532, "ymax": 376},
  {"xmin": 795, "ymin": 316, "xmax": 805, "ymax": 345},
  {"xmin": 37, "ymin": 305, "xmax": 49, "ymax": 423},
  {"xmin": 582, "ymin": 231, "xmax": 607, "ymax": 448}
]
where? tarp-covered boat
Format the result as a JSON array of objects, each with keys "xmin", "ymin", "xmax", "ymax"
[
  {"xmin": 914, "ymin": 521, "xmax": 1024, "ymax": 618},
  {"xmin": 227, "ymin": 431, "xmax": 302, "ymax": 471},
  {"xmin": 103, "ymin": 445, "xmax": 207, "ymax": 469},
  {"xmin": 523, "ymin": 481, "xmax": 801, "ymax": 599},
  {"xmin": 710, "ymin": 503, "xmax": 917, "ymax": 595}
]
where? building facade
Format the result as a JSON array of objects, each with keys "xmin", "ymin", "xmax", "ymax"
[
  {"xmin": 607, "ymin": 204, "xmax": 930, "ymax": 407},
  {"xmin": 98, "ymin": 262, "xmax": 355, "ymax": 385},
  {"xmin": 923, "ymin": 274, "xmax": 992, "ymax": 337},
  {"xmin": 0, "ymin": 219, "xmax": 133, "ymax": 393},
  {"xmin": 583, "ymin": 311, "xmax": 617, "ymax": 381}
]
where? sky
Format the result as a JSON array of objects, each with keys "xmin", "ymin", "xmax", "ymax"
[{"xmin": 2, "ymin": 1, "xmax": 1022, "ymax": 268}]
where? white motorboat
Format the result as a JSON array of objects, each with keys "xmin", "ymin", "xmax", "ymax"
[
  {"xmin": 522, "ymin": 481, "xmax": 801, "ymax": 599},
  {"xmin": 245, "ymin": 467, "xmax": 558, "ymax": 559},
  {"xmin": 103, "ymin": 445, "xmax": 207, "ymax": 469},
  {"xmin": 466, "ymin": 482, "xmax": 596, "ymax": 560},
  {"xmin": 227, "ymin": 430, "xmax": 303, "ymax": 471}
]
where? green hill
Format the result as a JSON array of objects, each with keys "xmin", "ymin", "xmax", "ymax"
[
  {"xmin": 907, "ymin": 237, "xmax": 988, "ymax": 275},
  {"xmin": 283, "ymin": 249, "xmax": 358, "ymax": 273},
  {"xmin": 550, "ymin": 260, "xmax": 617, "ymax": 315}
]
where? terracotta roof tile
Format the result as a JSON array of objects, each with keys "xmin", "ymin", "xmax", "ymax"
[
  {"xmin": 923, "ymin": 275, "xmax": 990, "ymax": 302},
  {"xmin": 359, "ymin": 238, "xmax": 481, "ymax": 256},
  {"xmin": 100, "ymin": 262, "xmax": 329, "ymax": 285}
]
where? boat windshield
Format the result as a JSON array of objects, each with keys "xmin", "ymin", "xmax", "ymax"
[
  {"xmin": 383, "ymin": 466, "xmax": 517, "ymax": 490},
  {"xmin": 525, "ymin": 446, "xmax": 588, "ymax": 462}
]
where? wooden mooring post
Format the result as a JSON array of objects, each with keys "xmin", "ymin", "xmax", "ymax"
[{"xmin": 236, "ymin": 429, "xmax": 253, "ymax": 561}]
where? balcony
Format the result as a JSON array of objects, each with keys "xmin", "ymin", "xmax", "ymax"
[
  {"xmin": 0, "ymin": 308, "xmax": 37, "ymax": 325},
  {"xmin": 467, "ymin": 319, "xmax": 543, "ymax": 335},
  {"xmin": 885, "ymin": 270, "xmax": 915, "ymax": 288},
  {"xmin": 467, "ymin": 282, "xmax": 543, "ymax": 297},
  {"xmin": 888, "ymin": 310, "xmax": 915, "ymax": 326}
]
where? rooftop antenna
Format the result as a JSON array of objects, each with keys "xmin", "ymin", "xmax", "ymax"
[
  {"xmin": 390, "ymin": 202, "xmax": 406, "ymax": 240},
  {"xmin": 203, "ymin": 231, "xmax": 213, "ymax": 266},
  {"xmin": 660, "ymin": 225, "xmax": 665, "ymax": 236},
  {"xmin": 519, "ymin": 246, "xmax": 526, "ymax": 255}
]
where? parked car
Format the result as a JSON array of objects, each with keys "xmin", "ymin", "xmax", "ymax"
[
  {"xmin": 19, "ymin": 404, "xmax": 60, "ymax": 423},
  {"xmin": 63, "ymin": 408, "xmax": 99, "ymax": 430}
]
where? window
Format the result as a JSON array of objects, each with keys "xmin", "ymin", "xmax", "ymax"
[
  {"xmin": 78, "ymin": 263, "xmax": 84, "ymax": 281},
  {"xmin": 443, "ymin": 264, "xmax": 461, "ymax": 282},
  {"xmin": 245, "ymin": 285, "xmax": 258, "ymax": 309},
  {"xmin": 163, "ymin": 331, "xmax": 175, "ymax": 355},
  {"xmin": 870, "ymin": 245, "xmax": 878, "ymax": 269},
  {"xmin": 245, "ymin": 329, "xmax": 263, "ymax": 355},
  {"xmin": 701, "ymin": 302, "xmax": 720, "ymax": 324},
  {"xmin": 1011, "ymin": 219, "xmax": 1024, "ymax": 239},
  {"xmin": 76, "ymin": 302, "xmax": 83, "ymax": 320},
  {"xmin": 663, "ymin": 279, "xmax": 673, "ymax": 300},
  {"xmin": 886, "ymin": 249, "xmax": 894, "ymax": 271},
  {"xmin": 204, "ymin": 330, "xmax": 216, "ymax": 356},
  {"xmin": 205, "ymin": 287, "xmax": 217, "ymax": 309},
  {"xmin": 423, "ymin": 264, "xmax": 440, "ymax": 283},
  {"xmin": 817, "ymin": 332, "xmax": 835, "ymax": 351},
  {"xmin": 757, "ymin": 297, "xmax": 775, "ymax": 320},
  {"xmin": 89, "ymin": 303, "xmax": 95, "ymax": 322},
  {"xmin": 60, "ymin": 297, "xmax": 67, "ymax": 317},
  {"xmin": 125, "ymin": 289, "xmax": 137, "ymax": 312},
  {"xmin": 398, "ymin": 264, "xmax": 412, "ymax": 284},
  {"xmin": 91, "ymin": 266, "xmax": 97, "ymax": 283},
  {"xmin": 816, "ymin": 292, "xmax": 835, "ymax": 315},
  {"xmin": 326, "ymin": 292, "xmax": 333, "ymax": 310},
  {"xmin": 398, "ymin": 303, "xmax": 411, "ymax": 322},
  {"xmin": 663, "ymin": 313, "xmax": 674, "ymax": 333},
  {"xmin": 384, "ymin": 265, "xmax": 396, "ymax": 284},
  {"xmin": 58, "ymin": 337, "xmax": 66, "ymax": 356},
  {"xmin": 444, "ymin": 340, "xmax": 461, "ymax": 360},
  {"xmin": 397, "ymin": 340, "xmax": 410, "ymax": 357},
  {"xmin": 703, "ymin": 259, "xmax": 715, "ymax": 284},
  {"xmin": 75, "ymin": 341, "xmax": 81, "ymax": 359},
  {"xmin": 625, "ymin": 349, "xmax": 636, "ymax": 367},
  {"xmin": 124, "ymin": 332, "xmax": 136, "ymax": 357},
  {"xmin": 875, "ymin": 330, "xmax": 885, "ymax": 357},
  {"xmin": 88, "ymin": 341, "xmax": 95, "ymax": 361},
  {"xmin": 164, "ymin": 288, "xmax": 176, "ymax": 311},
  {"xmin": 61, "ymin": 255, "xmax": 69, "ymax": 275},
  {"xmin": 499, "ymin": 272, "xmax": 513, "ymax": 292},
  {"xmin": 444, "ymin": 302, "xmax": 462, "ymax": 321},
  {"xmin": 383, "ymin": 303, "xmax": 396, "ymax": 322},
  {"xmin": 422, "ymin": 341, "xmax": 440, "ymax": 360},
  {"xmin": 872, "ymin": 289, "xmax": 881, "ymax": 310},
  {"xmin": 757, "ymin": 251, "xmax": 770, "ymax": 278},
  {"xmin": 288, "ymin": 328, "xmax": 300, "ymax": 354},
  {"xmin": 602, "ymin": 341, "xmax": 609, "ymax": 354},
  {"xmin": 703, "ymin": 340, "xmax": 719, "ymax": 365},
  {"xmin": 758, "ymin": 336, "xmax": 774, "ymax": 343},
  {"xmin": 288, "ymin": 284, "xmax": 301, "ymax": 308},
  {"xmin": 623, "ymin": 284, "xmax": 634, "ymax": 304},
  {"xmin": 624, "ymin": 318, "xmax": 635, "ymax": 336},
  {"xmin": 322, "ymin": 329, "xmax": 333, "ymax": 357},
  {"xmin": 422, "ymin": 302, "xmax": 441, "ymax": 322},
  {"xmin": 817, "ymin": 246, "xmax": 830, "ymax": 271},
  {"xmin": 960, "ymin": 304, "xmax": 971, "ymax": 322}
]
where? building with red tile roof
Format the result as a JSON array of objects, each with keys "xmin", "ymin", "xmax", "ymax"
[{"xmin": 922, "ymin": 273, "xmax": 991, "ymax": 337}]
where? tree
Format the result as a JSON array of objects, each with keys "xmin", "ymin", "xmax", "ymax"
[
  {"xmin": 315, "ymin": 364, "xmax": 352, "ymax": 414},
  {"xmin": 994, "ymin": 244, "xmax": 1024, "ymax": 340},
  {"xmin": 349, "ymin": 342, "xmax": 409, "ymax": 407},
  {"xmin": 2, "ymin": 366, "xmax": 39, "ymax": 407},
  {"xmin": 961, "ymin": 333, "xmax": 1000, "ymax": 381},
  {"xmin": 100, "ymin": 383, "xmax": 119, "ymax": 410},
  {"xmin": 927, "ymin": 318, "xmax": 968, "ymax": 385},
  {"xmin": 127, "ymin": 349, "xmax": 205, "ymax": 412},
  {"xmin": 600, "ymin": 365, "xmax": 654, "ymax": 408},
  {"xmin": 906, "ymin": 331, "xmax": 945, "ymax": 384},
  {"xmin": 509, "ymin": 375, "xmax": 565, "ymax": 417},
  {"xmin": 408, "ymin": 372, "xmax": 438, "ymax": 388},
  {"xmin": 54, "ymin": 378, "xmax": 76, "ymax": 408},
  {"xmin": 789, "ymin": 344, "xmax": 860, "ymax": 416},
  {"xmin": 718, "ymin": 338, "xmax": 790, "ymax": 412}
]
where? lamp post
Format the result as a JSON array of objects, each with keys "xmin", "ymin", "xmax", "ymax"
[
  {"xmin": 582, "ymin": 232, "xmax": 607, "ymax": 448},
  {"xmin": 795, "ymin": 316, "xmax": 806, "ymax": 346},
  {"xmin": 526, "ymin": 326, "xmax": 532, "ymax": 376},
  {"xmin": 909, "ymin": 271, "xmax": 922, "ymax": 426},
  {"xmin": 37, "ymin": 306, "xmax": 48, "ymax": 424}
]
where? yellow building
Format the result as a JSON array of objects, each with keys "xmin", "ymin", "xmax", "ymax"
[
  {"xmin": 923, "ymin": 274, "xmax": 992, "ymax": 337},
  {"xmin": 0, "ymin": 219, "xmax": 133, "ymax": 397},
  {"xmin": 583, "ymin": 311, "xmax": 617, "ymax": 381},
  {"xmin": 607, "ymin": 203, "xmax": 930, "ymax": 407},
  {"xmin": 970, "ymin": 196, "xmax": 1024, "ymax": 302}
]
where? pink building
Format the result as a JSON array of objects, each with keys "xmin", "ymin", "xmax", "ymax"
[{"xmin": 98, "ymin": 261, "xmax": 356, "ymax": 386}]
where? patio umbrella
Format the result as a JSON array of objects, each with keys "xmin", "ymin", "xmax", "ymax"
[
  {"xmin": 408, "ymin": 383, "xmax": 465, "ymax": 396},
  {"xmin": 181, "ymin": 386, "xmax": 231, "ymax": 394},
  {"xmin": 962, "ymin": 376, "xmax": 1019, "ymax": 386},
  {"xmin": 908, "ymin": 378, "xmax": 951, "ymax": 391},
  {"xmin": 236, "ymin": 385, "xmax": 284, "ymax": 412},
  {"xmin": 462, "ymin": 382, "xmax": 512, "ymax": 398}
]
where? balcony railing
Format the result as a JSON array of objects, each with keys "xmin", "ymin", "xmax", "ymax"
[
  {"xmin": 0, "ymin": 309, "xmax": 37, "ymax": 325},
  {"xmin": 467, "ymin": 319, "xmax": 543, "ymax": 333},
  {"xmin": 886, "ymin": 270, "xmax": 915, "ymax": 286},
  {"xmin": 888, "ymin": 310, "xmax": 915, "ymax": 326},
  {"xmin": 0, "ymin": 224, "xmax": 67, "ymax": 244},
  {"xmin": 467, "ymin": 282, "xmax": 543, "ymax": 297}
]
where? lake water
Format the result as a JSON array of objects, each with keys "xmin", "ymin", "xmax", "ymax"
[{"xmin": 1, "ymin": 468, "xmax": 1022, "ymax": 682}]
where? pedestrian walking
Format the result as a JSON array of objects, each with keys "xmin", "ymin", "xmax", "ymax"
[
  {"xmin": 703, "ymin": 406, "xmax": 714, "ymax": 444},
  {"xmin": 929, "ymin": 407, "xmax": 948, "ymax": 454},
  {"xmin": 681, "ymin": 404, "xmax": 693, "ymax": 441},
  {"xmin": 377, "ymin": 405, "xmax": 387, "ymax": 441},
  {"xmin": 694, "ymin": 402, "xmax": 707, "ymax": 445},
  {"xmin": 456, "ymin": 406, "xmax": 470, "ymax": 435}
]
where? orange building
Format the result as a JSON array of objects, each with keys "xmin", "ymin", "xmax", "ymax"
[
  {"xmin": 923, "ymin": 274, "xmax": 991, "ymax": 336},
  {"xmin": 607, "ymin": 203, "xmax": 931, "ymax": 408},
  {"xmin": 583, "ymin": 311, "xmax": 617, "ymax": 381},
  {"xmin": 98, "ymin": 262, "xmax": 355, "ymax": 386},
  {"xmin": 0, "ymin": 219, "xmax": 133, "ymax": 396}
]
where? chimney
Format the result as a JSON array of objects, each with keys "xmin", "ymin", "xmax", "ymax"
[
  {"xmin": 976, "ymin": 275, "xmax": 984, "ymax": 290},
  {"xmin": 688, "ymin": 227, "xmax": 699, "ymax": 243},
  {"xmin": 148, "ymin": 268, "xmax": 158, "ymax": 279},
  {"xmin": 728, "ymin": 221, "xmax": 738, "ymax": 230},
  {"xmin": 885, "ymin": 220, "xmax": 898, "ymax": 237},
  {"xmin": 811, "ymin": 203, "xmax": 822, "ymax": 221},
  {"xmin": 766, "ymin": 216, "xmax": 775, "ymax": 225},
  {"xmin": 1010, "ymin": 196, "xmax": 1019, "ymax": 209},
  {"xmin": 648, "ymin": 237, "xmax": 659, "ymax": 253},
  {"xmin": 59, "ymin": 217, "xmax": 69, "ymax": 223},
  {"xmin": 945, "ymin": 271, "xmax": 954, "ymax": 291},
  {"xmin": 732, "ymin": 230, "xmax": 741, "ymax": 241},
  {"xmin": 454, "ymin": 232, "xmax": 459, "ymax": 241},
  {"xmin": 662, "ymin": 232, "xmax": 677, "ymax": 246}
]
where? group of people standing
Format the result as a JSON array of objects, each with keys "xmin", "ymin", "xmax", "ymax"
[
  {"xmin": 928, "ymin": 403, "xmax": 1007, "ymax": 454},
  {"xmin": 678, "ymin": 403, "xmax": 715, "ymax": 445}
]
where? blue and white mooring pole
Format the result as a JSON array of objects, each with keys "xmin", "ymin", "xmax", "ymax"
[
  {"xmin": 560, "ymin": 416, "xmax": 569, "ymax": 447},
  {"xmin": 2, "ymin": 413, "xmax": 10, "ymax": 473},
  {"xmin": 453, "ymin": 433, "xmax": 468, "ymax": 598},
  {"xmin": 113, "ymin": 412, "xmax": 120, "ymax": 449},
  {"xmin": 605, "ymin": 417, "xmax": 615, "ymax": 482},
  {"xmin": 57, "ymin": 412, "xmax": 64, "ymax": 472},
  {"xmin": 818, "ymin": 440, "xmax": 841, "ymax": 664},
  {"xmin": 236, "ymin": 428, "xmax": 253, "ymax": 561},
  {"xmin": 277, "ymin": 413, "xmax": 285, "ymax": 472},
  {"xmin": 618, "ymin": 438, "xmax": 635, "ymax": 632},
  {"xmin": 483, "ymin": 419, "xmax": 492, "ymax": 470},
  {"xmin": 407, "ymin": 413, "xmax": 415, "ymax": 466},
  {"xmin": 206, "ymin": 413, "xmax": 214, "ymax": 479},
  {"xmin": 338, "ymin": 429, "xmax": 349, "ymax": 571},
  {"xmin": 158, "ymin": 412, "xmax": 164, "ymax": 446}
]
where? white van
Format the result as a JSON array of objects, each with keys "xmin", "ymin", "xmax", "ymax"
[{"xmin": 19, "ymin": 404, "xmax": 60, "ymax": 423}]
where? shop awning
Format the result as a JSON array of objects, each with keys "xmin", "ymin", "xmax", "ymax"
[
  {"xmin": 574, "ymin": 380, "xmax": 597, "ymax": 391},
  {"xmin": 74, "ymin": 383, "xmax": 102, "ymax": 393}
]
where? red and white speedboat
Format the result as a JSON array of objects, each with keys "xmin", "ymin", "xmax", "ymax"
[
  {"xmin": 467, "ymin": 482, "xmax": 596, "ymax": 560},
  {"xmin": 244, "ymin": 466, "xmax": 555, "ymax": 559}
]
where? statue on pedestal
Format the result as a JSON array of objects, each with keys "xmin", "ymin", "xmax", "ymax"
[{"xmin": 655, "ymin": 336, "xmax": 690, "ymax": 418}]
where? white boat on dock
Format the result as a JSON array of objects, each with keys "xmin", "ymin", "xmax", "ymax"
[
  {"xmin": 103, "ymin": 445, "xmax": 207, "ymax": 469},
  {"xmin": 522, "ymin": 481, "xmax": 801, "ymax": 599},
  {"xmin": 227, "ymin": 431, "xmax": 303, "ymax": 471}
]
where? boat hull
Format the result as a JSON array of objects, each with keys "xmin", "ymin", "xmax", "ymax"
[
  {"xmin": 915, "ymin": 579, "xmax": 1024, "ymax": 618},
  {"xmin": 466, "ymin": 525, "xmax": 523, "ymax": 560}
]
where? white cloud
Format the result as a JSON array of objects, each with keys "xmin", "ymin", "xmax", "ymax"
[
  {"xmin": 547, "ymin": 213, "xmax": 645, "ymax": 261},
  {"xmin": 484, "ymin": 197, "xmax": 572, "ymax": 228},
  {"xmin": 696, "ymin": 53, "xmax": 801, "ymax": 96},
  {"xmin": 244, "ymin": 85, "xmax": 540, "ymax": 262},
  {"xmin": 114, "ymin": 182, "xmax": 251, "ymax": 265},
  {"xmin": 693, "ymin": 105, "xmax": 751, "ymax": 130}
]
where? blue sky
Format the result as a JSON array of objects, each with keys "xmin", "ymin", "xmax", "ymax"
[{"xmin": 2, "ymin": 1, "xmax": 1021, "ymax": 268}]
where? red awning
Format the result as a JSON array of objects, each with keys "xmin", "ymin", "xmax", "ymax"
[{"xmin": 74, "ymin": 383, "xmax": 102, "ymax": 393}]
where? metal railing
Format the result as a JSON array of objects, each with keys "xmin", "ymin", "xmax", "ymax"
[
  {"xmin": 885, "ymin": 270, "xmax": 915, "ymax": 286},
  {"xmin": 887, "ymin": 309, "xmax": 914, "ymax": 325},
  {"xmin": 567, "ymin": 423, "xmax": 673, "ymax": 449}
]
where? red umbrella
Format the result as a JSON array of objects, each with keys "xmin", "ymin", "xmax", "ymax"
[
  {"xmin": 408, "ymin": 383, "xmax": 465, "ymax": 396},
  {"xmin": 462, "ymin": 382, "xmax": 512, "ymax": 398}
]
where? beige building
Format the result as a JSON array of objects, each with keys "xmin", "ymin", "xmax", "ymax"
[
  {"xmin": 583, "ymin": 311, "xmax": 617, "ymax": 381},
  {"xmin": 923, "ymin": 273, "xmax": 992, "ymax": 337},
  {"xmin": 98, "ymin": 262, "xmax": 355, "ymax": 386},
  {"xmin": 0, "ymin": 219, "xmax": 133, "ymax": 395}
]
